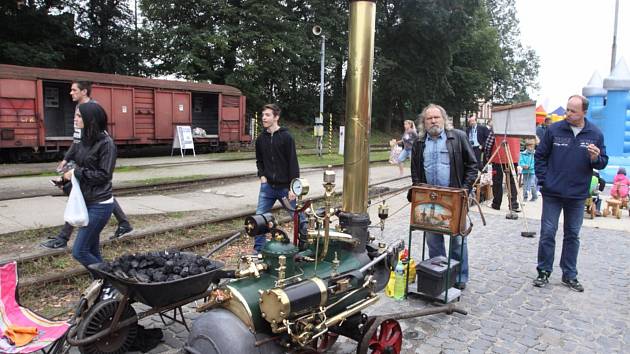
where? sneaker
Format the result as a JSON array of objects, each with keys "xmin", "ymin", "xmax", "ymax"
[
  {"xmin": 533, "ymin": 270, "xmax": 550, "ymax": 288},
  {"xmin": 562, "ymin": 278, "xmax": 584, "ymax": 292},
  {"xmin": 530, "ymin": 198, "xmax": 537, "ymax": 202},
  {"xmin": 491, "ymin": 205, "xmax": 500, "ymax": 210},
  {"xmin": 41, "ymin": 238, "xmax": 67, "ymax": 249},
  {"xmin": 111, "ymin": 224, "xmax": 133, "ymax": 240}
]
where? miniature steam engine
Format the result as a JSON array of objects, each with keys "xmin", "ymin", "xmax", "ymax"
[{"xmin": 186, "ymin": 165, "xmax": 403, "ymax": 353}]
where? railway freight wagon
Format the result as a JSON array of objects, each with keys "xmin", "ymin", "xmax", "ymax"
[{"xmin": 0, "ymin": 64, "xmax": 250, "ymax": 162}]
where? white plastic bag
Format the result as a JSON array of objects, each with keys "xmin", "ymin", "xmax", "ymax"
[{"xmin": 64, "ymin": 173, "xmax": 89, "ymax": 227}]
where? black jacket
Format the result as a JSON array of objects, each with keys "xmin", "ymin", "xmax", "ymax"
[
  {"xmin": 255, "ymin": 127, "xmax": 299, "ymax": 187},
  {"xmin": 410, "ymin": 129, "xmax": 478, "ymax": 192},
  {"xmin": 466, "ymin": 124, "xmax": 490, "ymax": 149},
  {"xmin": 65, "ymin": 132, "xmax": 117, "ymax": 204}
]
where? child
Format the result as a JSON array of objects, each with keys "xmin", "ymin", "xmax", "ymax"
[
  {"xmin": 519, "ymin": 139, "xmax": 536, "ymax": 202},
  {"xmin": 610, "ymin": 167, "xmax": 629, "ymax": 201}
]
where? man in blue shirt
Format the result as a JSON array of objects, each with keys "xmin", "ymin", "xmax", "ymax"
[
  {"xmin": 410, "ymin": 104, "xmax": 478, "ymax": 290},
  {"xmin": 533, "ymin": 95, "xmax": 608, "ymax": 292}
]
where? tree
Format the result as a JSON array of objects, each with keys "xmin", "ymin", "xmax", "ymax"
[
  {"xmin": 73, "ymin": 0, "xmax": 142, "ymax": 74},
  {"xmin": 0, "ymin": 0, "xmax": 78, "ymax": 68},
  {"xmin": 140, "ymin": 0, "xmax": 348, "ymax": 123},
  {"xmin": 372, "ymin": 0, "xmax": 490, "ymax": 131},
  {"xmin": 485, "ymin": 0, "xmax": 539, "ymax": 104}
]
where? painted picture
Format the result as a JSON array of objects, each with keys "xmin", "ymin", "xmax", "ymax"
[{"xmin": 412, "ymin": 202, "xmax": 453, "ymax": 233}]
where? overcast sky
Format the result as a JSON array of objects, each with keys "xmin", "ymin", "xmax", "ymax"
[{"xmin": 515, "ymin": 0, "xmax": 629, "ymax": 112}]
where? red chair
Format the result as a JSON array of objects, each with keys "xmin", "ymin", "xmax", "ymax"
[{"xmin": 0, "ymin": 261, "xmax": 70, "ymax": 353}]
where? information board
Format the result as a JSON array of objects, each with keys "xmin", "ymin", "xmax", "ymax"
[{"xmin": 172, "ymin": 125, "xmax": 196, "ymax": 157}]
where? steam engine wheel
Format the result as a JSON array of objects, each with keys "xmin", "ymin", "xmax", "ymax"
[
  {"xmin": 77, "ymin": 299, "xmax": 138, "ymax": 354},
  {"xmin": 357, "ymin": 318, "xmax": 402, "ymax": 354}
]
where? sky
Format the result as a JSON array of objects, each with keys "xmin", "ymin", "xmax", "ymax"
[{"xmin": 515, "ymin": 0, "xmax": 629, "ymax": 112}]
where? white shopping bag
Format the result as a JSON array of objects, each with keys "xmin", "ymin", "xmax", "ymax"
[{"xmin": 64, "ymin": 173, "xmax": 89, "ymax": 227}]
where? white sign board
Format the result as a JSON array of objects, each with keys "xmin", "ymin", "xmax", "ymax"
[
  {"xmin": 172, "ymin": 125, "xmax": 196, "ymax": 157},
  {"xmin": 338, "ymin": 126, "xmax": 345, "ymax": 155},
  {"xmin": 491, "ymin": 101, "xmax": 536, "ymax": 137}
]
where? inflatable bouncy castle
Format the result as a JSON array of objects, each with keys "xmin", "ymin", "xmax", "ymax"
[{"xmin": 582, "ymin": 58, "xmax": 630, "ymax": 182}]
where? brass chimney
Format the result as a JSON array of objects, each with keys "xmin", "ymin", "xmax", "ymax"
[{"xmin": 342, "ymin": 0, "xmax": 376, "ymax": 214}]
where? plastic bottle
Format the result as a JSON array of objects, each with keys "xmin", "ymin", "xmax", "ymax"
[{"xmin": 393, "ymin": 259, "xmax": 407, "ymax": 300}]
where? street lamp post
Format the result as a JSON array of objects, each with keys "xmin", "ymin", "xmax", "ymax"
[{"xmin": 313, "ymin": 25, "xmax": 325, "ymax": 157}]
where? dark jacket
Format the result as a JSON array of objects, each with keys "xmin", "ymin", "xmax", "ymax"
[
  {"xmin": 65, "ymin": 132, "xmax": 117, "ymax": 204},
  {"xmin": 535, "ymin": 119, "xmax": 608, "ymax": 199},
  {"xmin": 255, "ymin": 127, "xmax": 299, "ymax": 187},
  {"xmin": 410, "ymin": 129, "xmax": 478, "ymax": 192},
  {"xmin": 466, "ymin": 124, "xmax": 490, "ymax": 149}
]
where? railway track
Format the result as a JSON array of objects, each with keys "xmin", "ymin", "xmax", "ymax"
[
  {"xmin": 0, "ymin": 146, "xmax": 390, "ymax": 179},
  {"xmin": 13, "ymin": 176, "xmax": 411, "ymax": 295},
  {"xmin": 0, "ymin": 156, "xmax": 391, "ymax": 202}
]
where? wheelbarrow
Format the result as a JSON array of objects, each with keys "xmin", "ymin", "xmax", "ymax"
[{"xmin": 66, "ymin": 256, "xmax": 225, "ymax": 354}]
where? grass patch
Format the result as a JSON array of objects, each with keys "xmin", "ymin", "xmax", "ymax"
[
  {"xmin": 284, "ymin": 121, "xmax": 393, "ymax": 150},
  {"xmin": 113, "ymin": 165, "xmax": 140, "ymax": 173},
  {"xmin": 299, "ymin": 150, "xmax": 389, "ymax": 167}
]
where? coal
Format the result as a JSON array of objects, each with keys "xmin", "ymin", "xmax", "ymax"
[{"xmin": 101, "ymin": 251, "xmax": 218, "ymax": 283}]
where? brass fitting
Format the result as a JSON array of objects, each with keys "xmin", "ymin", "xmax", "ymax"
[{"xmin": 276, "ymin": 255, "xmax": 287, "ymax": 288}]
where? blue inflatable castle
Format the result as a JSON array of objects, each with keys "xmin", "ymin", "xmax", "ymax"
[{"xmin": 582, "ymin": 58, "xmax": 630, "ymax": 182}]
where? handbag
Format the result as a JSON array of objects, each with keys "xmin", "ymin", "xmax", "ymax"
[{"xmin": 64, "ymin": 173, "xmax": 89, "ymax": 227}]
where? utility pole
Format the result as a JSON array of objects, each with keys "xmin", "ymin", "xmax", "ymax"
[{"xmin": 611, "ymin": 0, "xmax": 619, "ymax": 72}]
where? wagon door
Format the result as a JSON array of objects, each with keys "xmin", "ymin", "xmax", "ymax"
[
  {"xmin": 219, "ymin": 95, "xmax": 242, "ymax": 142},
  {"xmin": 111, "ymin": 88, "xmax": 134, "ymax": 140},
  {"xmin": 0, "ymin": 79, "xmax": 38, "ymax": 149},
  {"xmin": 155, "ymin": 91, "xmax": 191, "ymax": 140},
  {"xmin": 154, "ymin": 91, "xmax": 173, "ymax": 139}
]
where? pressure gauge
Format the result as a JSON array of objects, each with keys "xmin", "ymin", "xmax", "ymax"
[{"xmin": 290, "ymin": 178, "xmax": 310, "ymax": 197}]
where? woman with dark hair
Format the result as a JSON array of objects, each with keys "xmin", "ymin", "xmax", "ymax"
[{"xmin": 62, "ymin": 101, "xmax": 117, "ymax": 269}]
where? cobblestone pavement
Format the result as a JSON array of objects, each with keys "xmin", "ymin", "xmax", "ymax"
[{"xmin": 70, "ymin": 192, "xmax": 630, "ymax": 353}]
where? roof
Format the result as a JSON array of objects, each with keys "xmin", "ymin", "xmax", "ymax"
[
  {"xmin": 550, "ymin": 106, "xmax": 565, "ymax": 115},
  {"xmin": 0, "ymin": 64, "xmax": 242, "ymax": 96}
]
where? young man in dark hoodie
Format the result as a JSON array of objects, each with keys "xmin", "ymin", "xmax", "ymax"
[
  {"xmin": 253, "ymin": 103, "xmax": 300, "ymax": 253},
  {"xmin": 533, "ymin": 95, "xmax": 608, "ymax": 292}
]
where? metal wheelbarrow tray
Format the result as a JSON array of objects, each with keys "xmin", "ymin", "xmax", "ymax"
[{"xmin": 88, "ymin": 258, "xmax": 225, "ymax": 308}]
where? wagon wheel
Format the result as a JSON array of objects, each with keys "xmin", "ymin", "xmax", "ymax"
[
  {"xmin": 76, "ymin": 299, "xmax": 138, "ymax": 354},
  {"xmin": 356, "ymin": 317, "xmax": 402, "ymax": 354}
]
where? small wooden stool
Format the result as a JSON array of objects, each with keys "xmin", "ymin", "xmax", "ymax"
[{"xmin": 603, "ymin": 199, "xmax": 622, "ymax": 219}]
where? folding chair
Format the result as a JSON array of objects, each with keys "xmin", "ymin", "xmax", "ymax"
[{"xmin": 0, "ymin": 261, "xmax": 70, "ymax": 354}]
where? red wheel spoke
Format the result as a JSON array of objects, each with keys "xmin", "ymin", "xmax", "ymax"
[{"xmin": 366, "ymin": 319, "xmax": 402, "ymax": 354}]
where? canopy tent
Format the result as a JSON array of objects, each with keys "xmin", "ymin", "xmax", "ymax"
[
  {"xmin": 550, "ymin": 106, "xmax": 566, "ymax": 116},
  {"xmin": 535, "ymin": 105, "xmax": 547, "ymax": 124}
]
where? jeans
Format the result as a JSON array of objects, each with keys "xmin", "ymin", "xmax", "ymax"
[
  {"xmin": 537, "ymin": 195, "xmax": 585, "ymax": 280},
  {"xmin": 73, "ymin": 203, "xmax": 114, "ymax": 269},
  {"xmin": 254, "ymin": 183, "xmax": 297, "ymax": 252},
  {"xmin": 425, "ymin": 232, "xmax": 469, "ymax": 283},
  {"xmin": 522, "ymin": 173, "xmax": 537, "ymax": 200},
  {"xmin": 59, "ymin": 198, "xmax": 129, "ymax": 241}
]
